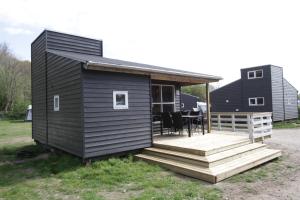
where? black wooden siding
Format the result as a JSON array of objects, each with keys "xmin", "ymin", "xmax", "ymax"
[
  {"xmin": 32, "ymin": 30, "xmax": 103, "ymax": 155},
  {"xmin": 46, "ymin": 30, "xmax": 103, "ymax": 56},
  {"xmin": 46, "ymin": 53, "xmax": 83, "ymax": 157},
  {"xmin": 211, "ymin": 65, "xmax": 298, "ymax": 121},
  {"xmin": 271, "ymin": 66, "xmax": 284, "ymax": 121},
  {"xmin": 31, "ymin": 31, "xmax": 47, "ymax": 144},
  {"xmin": 240, "ymin": 66, "xmax": 272, "ymax": 112},
  {"xmin": 283, "ymin": 79, "xmax": 298, "ymax": 120},
  {"xmin": 211, "ymin": 80, "xmax": 242, "ymax": 112},
  {"xmin": 181, "ymin": 93, "xmax": 199, "ymax": 110},
  {"xmin": 82, "ymin": 70, "xmax": 152, "ymax": 158}
]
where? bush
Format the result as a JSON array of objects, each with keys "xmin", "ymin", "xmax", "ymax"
[{"xmin": 5, "ymin": 101, "xmax": 29, "ymax": 120}]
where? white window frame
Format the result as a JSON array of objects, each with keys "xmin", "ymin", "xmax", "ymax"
[
  {"xmin": 249, "ymin": 97, "xmax": 264, "ymax": 106},
  {"xmin": 247, "ymin": 69, "xmax": 263, "ymax": 79},
  {"xmin": 152, "ymin": 84, "xmax": 176, "ymax": 112},
  {"xmin": 113, "ymin": 91, "xmax": 129, "ymax": 110},
  {"xmin": 53, "ymin": 95, "xmax": 60, "ymax": 111}
]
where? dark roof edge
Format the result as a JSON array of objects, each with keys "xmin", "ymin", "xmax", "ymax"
[
  {"xmin": 46, "ymin": 49, "xmax": 222, "ymax": 82},
  {"xmin": 210, "ymin": 79, "xmax": 241, "ymax": 93},
  {"xmin": 240, "ymin": 64, "xmax": 283, "ymax": 70}
]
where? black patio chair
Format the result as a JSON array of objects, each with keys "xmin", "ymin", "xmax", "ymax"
[
  {"xmin": 171, "ymin": 112, "xmax": 184, "ymax": 135},
  {"xmin": 190, "ymin": 111, "xmax": 202, "ymax": 133},
  {"xmin": 161, "ymin": 112, "xmax": 173, "ymax": 134},
  {"xmin": 180, "ymin": 110, "xmax": 190, "ymax": 126}
]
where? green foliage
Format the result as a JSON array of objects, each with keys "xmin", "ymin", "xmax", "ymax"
[
  {"xmin": 0, "ymin": 120, "xmax": 223, "ymax": 200},
  {"xmin": 6, "ymin": 100, "xmax": 30, "ymax": 119},
  {"xmin": 273, "ymin": 119, "xmax": 300, "ymax": 129},
  {"xmin": 181, "ymin": 84, "xmax": 214, "ymax": 101},
  {"xmin": 0, "ymin": 43, "xmax": 31, "ymax": 119}
]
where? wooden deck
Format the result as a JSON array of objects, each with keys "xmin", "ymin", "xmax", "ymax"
[
  {"xmin": 153, "ymin": 131, "xmax": 250, "ymax": 156},
  {"xmin": 135, "ymin": 131, "xmax": 281, "ymax": 183}
]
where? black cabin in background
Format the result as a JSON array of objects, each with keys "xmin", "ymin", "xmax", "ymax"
[
  {"xmin": 181, "ymin": 93, "xmax": 200, "ymax": 110},
  {"xmin": 31, "ymin": 30, "xmax": 221, "ymax": 159},
  {"xmin": 210, "ymin": 65, "xmax": 298, "ymax": 121}
]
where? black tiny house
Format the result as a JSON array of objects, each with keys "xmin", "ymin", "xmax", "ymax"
[
  {"xmin": 31, "ymin": 30, "xmax": 221, "ymax": 159},
  {"xmin": 181, "ymin": 93, "xmax": 200, "ymax": 110},
  {"xmin": 211, "ymin": 65, "xmax": 298, "ymax": 121}
]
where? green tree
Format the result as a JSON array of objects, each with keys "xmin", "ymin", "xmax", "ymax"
[
  {"xmin": 181, "ymin": 84, "xmax": 214, "ymax": 101},
  {"xmin": 0, "ymin": 43, "xmax": 31, "ymax": 118}
]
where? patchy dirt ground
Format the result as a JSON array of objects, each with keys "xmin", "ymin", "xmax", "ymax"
[{"xmin": 217, "ymin": 128, "xmax": 300, "ymax": 200}]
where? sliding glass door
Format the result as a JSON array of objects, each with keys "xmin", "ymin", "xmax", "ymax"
[{"xmin": 152, "ymin": 84, "xmax": 175, "ymax": 114}]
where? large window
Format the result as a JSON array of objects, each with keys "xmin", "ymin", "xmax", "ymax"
[
  {"xmin": 249, "ymin": 97, "xmax": 264, "ymax": 106},
  {"xmin": 247, "ymin": 69, "xmax": 263, "ymax": 79},
  {"xmin": 152, "ymin": 84, "xmax": 175, "ymax": 114}
]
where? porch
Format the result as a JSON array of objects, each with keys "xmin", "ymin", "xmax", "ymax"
[{"xmin": 136, "ymin": 131, "xmax": 281, "ymax": 183}]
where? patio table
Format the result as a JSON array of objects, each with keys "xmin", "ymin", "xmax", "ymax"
[{"xmin": 182, "ymin": 115, "xmax": 205, "ymax": 137}]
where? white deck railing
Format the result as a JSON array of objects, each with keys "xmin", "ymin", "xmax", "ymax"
[{"xmin": 211, "ymin": 112, "xmax": 272, "ymax": 142}]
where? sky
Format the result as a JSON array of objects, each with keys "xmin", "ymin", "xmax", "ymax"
[{"xmin": 0, "ymin": 0, "xmax": 300, "ymax": 90}]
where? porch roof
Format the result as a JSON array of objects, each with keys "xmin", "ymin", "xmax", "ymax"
[{"xmin": 47, "ymin": 49, "xmax": 222, "ymax": 85}]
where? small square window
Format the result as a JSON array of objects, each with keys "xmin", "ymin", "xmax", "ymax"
[
  {"xmin": 249, "ymin": 98, "xmax": 256, "ymax": 105},
  {"xmin": 256, "ymin": 70, "xmax": 263, "ymax": 78},
  {"xmin": 113, "ymin": 91, "xmax": 128, "ymax": 109},
  {"xmin": 257, "ymin": 97, "xmax": 264, "ymax": 105},
  {"xmin": 54, "ymin": 95, "xmax": 59, "ymax": 111},
  {"xmin": 248, "ymin": 69, "xmax": 263, "ymax": 79},
  {"xmin": 248, "ymin": 71, "xmax": 255, "ymax": 78},
  {"xmin": 249, "ymin": 97, "xmax": 264, "ymax": 106}
]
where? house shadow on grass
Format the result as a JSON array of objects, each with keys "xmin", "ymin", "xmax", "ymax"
[{"xmin": 0, "ymin": 144, "xmax": 82, "ymax": 187}]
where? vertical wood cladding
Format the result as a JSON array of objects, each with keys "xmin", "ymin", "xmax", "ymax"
[
  {"xmin": 31, "ymin": 31, "xmax": 47, "ymax": 144},
  {"xmin": 46, "ymin": 53, "xmax": 83, "ymax": 157},
  {"xmin": 271, "ymin": 66, "xmax": 284, "ymax": 121},
  {"xmin": 82, "ymin": 71, "xmax": 152, "ymax": 158}
]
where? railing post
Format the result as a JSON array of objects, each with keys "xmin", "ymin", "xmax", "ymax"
[
  {"xmin": 217, "ymin": 114, "xmax": 221, "ymax": 130},
  {"xmin": 232, "ymin": 114, "xmax": 235, "ymax": 132},
  {"xmin": 206, "ymin": 83, "xmax": 211, "ymax": 133},
  {"xmin": 247, "ymin": 114, "xmax": 254, "ymax": 143}
]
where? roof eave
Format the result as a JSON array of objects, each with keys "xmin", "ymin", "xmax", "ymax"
[{"xmin": 85, "ymin": 61, "xmax": 222, "ymax": 85}]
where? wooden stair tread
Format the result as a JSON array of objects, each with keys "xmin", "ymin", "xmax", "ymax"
[
  {"xmin": 206, "ymin": 143, "xmax": 266, "ymax": 162},
  {"xmin": 135, "ymin": 148, "xmax": 281, "ymax": 183},
  {"xmin": 145, "ymin": 143, "xmax": 266, "ymax": 164},
  {"xmin": 144, "ymin": 147, "xmax": 208, "ymax": 162},
  {"xmin": 135, "ymin": 153, "xmax": 211, "ymax": 173},
  {"xmin": 210, "ymin": 148, "xmax": 281, "ymax": 174},
  {"xmin": 153, "ymin": 139, "xmax": 250, "ymax": 156}
]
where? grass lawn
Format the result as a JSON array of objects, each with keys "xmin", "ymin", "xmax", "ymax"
[
  {"xmin": 0, "ymin": 120, "xmax": 222, "ymax": 200},
  {"xmin": 273, "ymin": 119, "xmax": 300, "ymax": 129}
]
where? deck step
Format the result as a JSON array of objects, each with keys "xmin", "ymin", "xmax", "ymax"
[
  {"xmin": 211, "ymin": 148, "xmax": 281, "ymax": 182},
  {"xmin": 153, "ymin": 139, "xmax": 251, "ymax": 156},
  {"xmin": 135, "ymin": 148, "xmax": 281, "ymax": 183},
  {"xmin": 144, "ymin": 143, "xmax": 266, "ymax": 167}
]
